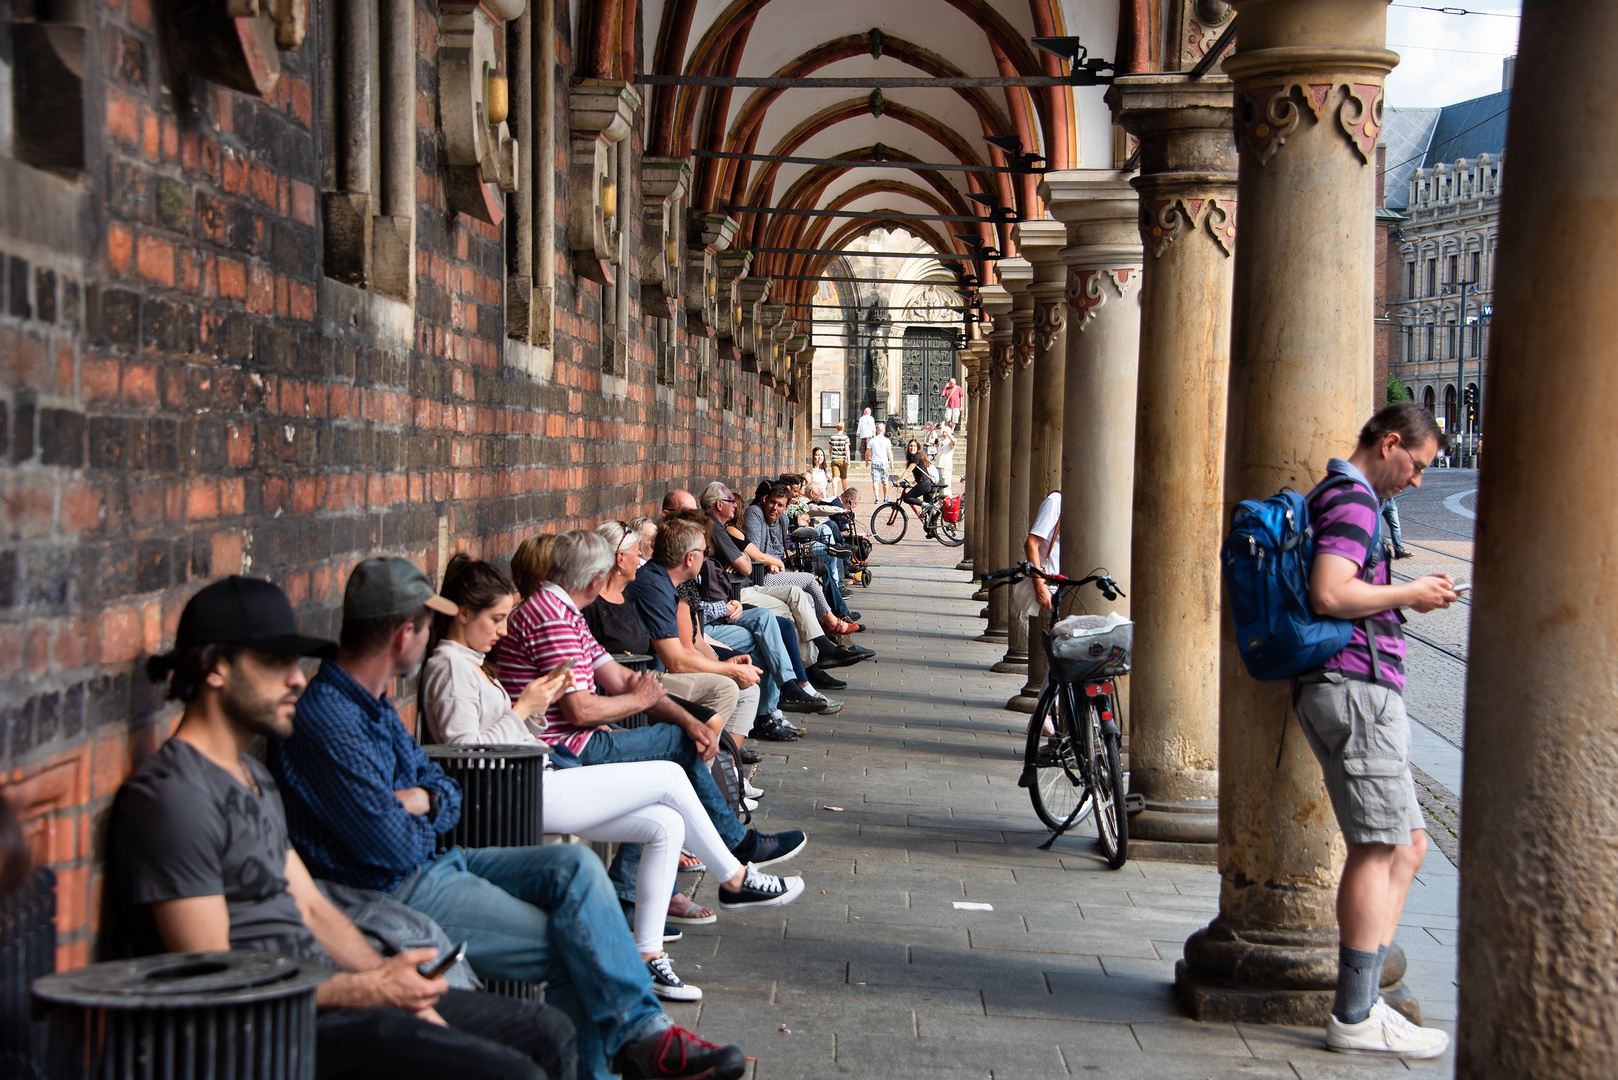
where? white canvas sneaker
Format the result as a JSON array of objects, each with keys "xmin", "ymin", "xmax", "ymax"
[{"xmin": 1325, "ymin": 1001, "xmax": 1449, "ymax": 1059}]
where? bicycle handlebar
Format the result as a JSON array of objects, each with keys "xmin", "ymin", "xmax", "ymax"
[{"xmin": 981, "ymin": 562, "xmax": 1125, "ymax": 602}]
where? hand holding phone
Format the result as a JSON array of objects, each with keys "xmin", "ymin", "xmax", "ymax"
[
  {"xmin": 422, "ymin": 941, "xmax": 468, "ymax": 980},
  {"xmin": 1452, "ymin": 582, "xmax": 1472, "ymax": 595}
]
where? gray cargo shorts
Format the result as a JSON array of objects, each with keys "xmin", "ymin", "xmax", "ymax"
[{"xmin": 1293, "ymin": 671, "xmax": 1424, "ymax": 846}]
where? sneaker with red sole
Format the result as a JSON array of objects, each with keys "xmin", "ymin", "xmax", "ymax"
[{"xmin": 613, "ymin": 1024, "xmax": 747, "ymax": 1080}]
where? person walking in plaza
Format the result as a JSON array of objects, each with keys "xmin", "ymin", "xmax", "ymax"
[
  {"xmin": 826, "ymin": 424, "xmax": 851, "ymax": 496},
  {"xmin": 1025, "ymin": 490, "xmax": 1061, "ymax": 611},
  {"xmin": 1381, "ymin": 497, "xmax": 1414, "ymax": 559},
  {"xmin": 940, "ymin": 377, "xmax": 963, "ymax": 425},
  {"xmin": 865, "ymin": 425, "xmax": 893, "ymax": 503},
  {"xmin": 855, "ymin": 407, "xmax": 877, "ymax": 458},
  {"xmin": 934, "ymin": 422, "xmax": 958, "ymax": 497},
  {"xmin": 1295, "ymin": 402, "xmax": 1457, "ymax": 1059}
]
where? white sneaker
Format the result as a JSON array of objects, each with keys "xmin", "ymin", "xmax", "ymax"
[
  {"xmin": 1325, "ymin": 1001, "xmax": 1449, "ymax": 1059},
  {"xmin": 645, "ymin": 953, "xmax": 702, "ymax": 1002},
  {"xmin": 742, "ymin": 797, "xmax": 760, "ymax": 812},
  {"xmin": 743, "ymin": 779, "xmax": 764, "ymax": 799}
]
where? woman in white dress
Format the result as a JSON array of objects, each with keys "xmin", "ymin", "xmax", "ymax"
[
  {"xmin": 934, "ymin": 422, "xmax": 958, "ymax": 496},
  {"xmin": 419, "ymin": 554, "xmax": 804, "ymax": 1003}
]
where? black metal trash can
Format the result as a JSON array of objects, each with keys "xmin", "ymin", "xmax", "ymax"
[
  {"xmin": 423, "ymin": 745, "xmax": 550, "ymax": 1003},
  {"xmin": 0, "ymin": 866, "xmax": 54, "ymax": 1076},
  {"xmin": 33, "ymin": 950, "xmax": 329, "ymax": 1080},
  {"xmin": 614, "ymin": 652, "xmax": 655, "ymax": 728}
]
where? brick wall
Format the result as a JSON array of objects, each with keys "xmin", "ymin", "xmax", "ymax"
[{"xmin": 0, "ymin": 0, "xmax": 797, "ymax": 969}]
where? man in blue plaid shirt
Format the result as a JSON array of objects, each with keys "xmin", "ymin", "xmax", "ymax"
[{"xmin": 269, "ymin": 556, "xmax": 748, "ymax": 1080}]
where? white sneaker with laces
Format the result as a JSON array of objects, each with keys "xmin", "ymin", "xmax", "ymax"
[
  {"xmin": 645, "ymin": 953, "xmax": 702, "ymax": 1002},
  {"xmin": 743, "ymin": 779, "xmax": 764, "ymax": 799},
  {"xmin": 1325, "ymin": 1001, "xmax": 1449, "ymax": 1059}
]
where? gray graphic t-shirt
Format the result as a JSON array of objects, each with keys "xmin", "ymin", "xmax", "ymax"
[{"xmin": 109, "ymin": 737, "xmax": 328, "ymax": 962}]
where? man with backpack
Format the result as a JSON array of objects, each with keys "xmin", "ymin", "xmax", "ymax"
[{"xmin": 1293, "ymin": 402, "xmax": 1457, "ymax": 1058}]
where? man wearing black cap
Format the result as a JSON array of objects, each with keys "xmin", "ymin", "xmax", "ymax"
[
  {"xmin": 269, "ymin": 558, "xmax": 747, "ymax": 1080},
  {"xmin": 106, "ymin": 576, "xmax": 578, "ymax": 1080}
]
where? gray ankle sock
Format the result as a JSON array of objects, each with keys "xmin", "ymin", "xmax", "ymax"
[
  {"xmin": 1333, "ymin": 944, "xmax": 1380, "ymax": 1024},
  {"xmin": 1373, "ymin": 943, "xmax": 1389, "ymax": 997}
]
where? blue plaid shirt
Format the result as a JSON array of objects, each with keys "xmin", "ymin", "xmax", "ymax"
[{"xmin": 268, "ymin": 660, "xmax": 462, "ymax": 891}]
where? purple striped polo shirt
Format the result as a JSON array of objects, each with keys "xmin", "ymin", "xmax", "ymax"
[{"xmin": 1309, "ymin": 469, "xmax": 1406, "ymax": 693}]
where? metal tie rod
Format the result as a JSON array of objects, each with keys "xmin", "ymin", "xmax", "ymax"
[
  {"xmin": 748, "ymin": 247, "xmax": 991, "ymax": 261},
  {"xmin": 639, "ymin": 73, "xmax": 1079, "ymax": 89},
  {"xmin": 766, "ymin": 274, "xmax": 979, "ymax": 287},
  {"xmin": 694, "ymin": 149, "xmax": 1036, "ymax": 175},
  {"xmin": 723, "ymin": 205, "xmax": 1012, "ymax": 225}
]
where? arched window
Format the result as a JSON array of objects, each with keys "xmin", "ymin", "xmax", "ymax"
[
  {"xmin": 1444, "ymin": 385, "xmax": 1458, "ymax": 436},
  {"xmin": 1422, "ymin": 385, "xmax": 1436, "ymax": 414}
]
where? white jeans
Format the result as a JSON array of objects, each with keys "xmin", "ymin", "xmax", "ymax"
[{"xmin": 543, "ymin": 761, "xmax": 743, "ymax": 954}]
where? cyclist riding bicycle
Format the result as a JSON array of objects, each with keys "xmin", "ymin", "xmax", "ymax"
[{"xmin": 897, "ymin": 440, "xmax": 936, "ymax": 513}]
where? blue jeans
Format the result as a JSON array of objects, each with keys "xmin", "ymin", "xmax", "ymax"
[
  {"xmin": 389, "ymin": 845, "xmax": 664, "ymax": 1080},
  {"xmin": 579, "ymin": 723, "xmax": 749, "ymax": 905},
  {"xmin": 708, "ymin": 610, "xmax": 787, "ymax": 717}
]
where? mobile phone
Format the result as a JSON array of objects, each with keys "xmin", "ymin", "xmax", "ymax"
[
  {"xmin": 1452, "ymin": 582, "xmax": 1472, "ymax": 595},
  {"xmin": 422, "ymin": 940, "xmax": 467, "ymax": 979}
]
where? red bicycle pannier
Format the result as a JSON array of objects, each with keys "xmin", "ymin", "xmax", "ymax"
[{"xmin": 942, "ymin": 495, "xmax": 962, "ymax": 523}]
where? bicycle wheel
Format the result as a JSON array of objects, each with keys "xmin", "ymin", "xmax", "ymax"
[
  {"xmin": 1023, "ymin": 683, "xmax": 1092, "ymax": 830},
  {"xmin": 933, "ymin": 515, "xmax": 965, "ymax": 547},
  {"xmin": 870, "ymin": 502, "xmax": 908, "ymax": 544},
  {"xmin": 1085, "ymin": 697, "xmax": 1129, "ymax": 869}
]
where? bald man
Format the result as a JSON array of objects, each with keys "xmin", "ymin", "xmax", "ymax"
[{"xmin": 662, "ymin": 490, "xmax": 699, "ymax": 513}]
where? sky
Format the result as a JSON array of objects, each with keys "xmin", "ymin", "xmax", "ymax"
[{"xmin": 1382, "ymin": 2, "xmax": 1523, "ymax": 109}]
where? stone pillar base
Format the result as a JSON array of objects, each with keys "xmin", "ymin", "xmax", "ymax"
[
  {"xmin": 979, "ymin": 607, "xmax": 989, "ymax": 619},
  {"xmin": 1177, "ymin": 962, "xmax": 1421, "ymax": 1026},
  {"xmin": 1176, "ymin": 919, "xmax": 1416, "ymax": 1025},
  {"xmin": 1129, "ymin": 839, "xmax": 1217, "ymax": 864},
  {"xmin": 1005, "ymin": 690, "xmax": 1039, "ymax": 713},
  {"xmin": 956, "ymin": 558, "xmax": 973, "ymax": 572},
  {"xmin": 971, "ymin": 586, "xmax": 989, "ymax": 601},
  {"xmin": 991, "ymin": 652, "xmax": 1029, "ymax": 675},
  {"xmin": 975, "ymin": 630, "xmax": 1008, "ymax": 644},
  {"xmin": 1132, "ymin": 798, "xmax": 1218, "ymax": 845}
]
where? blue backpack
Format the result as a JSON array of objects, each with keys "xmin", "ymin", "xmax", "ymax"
[{"xmin": 1222, "ymin": 474, "xmax": 1382, "ymax": 682}]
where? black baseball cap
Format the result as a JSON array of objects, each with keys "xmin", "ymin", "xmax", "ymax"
[{"xmin": 169, "ymin": 576, "xmax": 338, "ymax": 659}]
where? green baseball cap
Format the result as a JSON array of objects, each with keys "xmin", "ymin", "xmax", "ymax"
[{"xmin": 343, "ymin": 557, "xmax": 459, "ymax": 620}]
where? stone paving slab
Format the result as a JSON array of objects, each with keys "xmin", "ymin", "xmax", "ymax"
[{"xmin": 675, "ymin": 542, "xmax": 1455, "ymax": 1077}]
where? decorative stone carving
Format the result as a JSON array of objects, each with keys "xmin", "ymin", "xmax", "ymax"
[
  {"xmin": 685, "ymin": 214, "xmax": 736, "ymax": 335},
  {"xmin": 748, "ymin": 299, "xmax": 782, "ymax": 377},
  {"xmin": 714, "ymin": 253, "xmax": 752, "ymax": 345},
  {"xmin": 1178, "ymin": 0, "xmax": 1234, "ymax": 71},
  {"xmin": 993, "ymin": 343, "xmax": 1014, "ymax": 378},
  {"xmin": 568, "ymin": 79, "xmax": 640, "ymax": 283},
  {"xmin": 1142, "ymin": 196, "xmax": 1239, "ymax": 257},
  {"xmin": 1013, "ymin": 326, "xmax": 1036, "ymax": 366},
  {"xmin": 440, "ymin": 0, "xmax": 522, "ymax": 224},
  {"xmin": 641, "ymin": 158, "xmax": 691, "ymax": 312},
  {"xmin": 1035, "ymin": 299, "xmax": 1067, "ymax": 352},
  {"xmin": 1066, "ymin": 267, "xmax": 1139, "ymax": 326},
  {"xmin": 165, "ymin": 0, "xmax": 309, "ymax": 98},
  {"xmin": 1237, "ymin": 79, "xmax": 1384, "ymax": 167}
]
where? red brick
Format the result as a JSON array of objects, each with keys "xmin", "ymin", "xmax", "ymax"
[
  {"xmin": 211, "ymin": 530, "xmax": 244, "ymax": 574},
  {"xmin": 121, "ymin": 361, "xmax": 158, "ymax": 405},
  {"xmin": 52, "ymin": 618, "xmax": 91, "ymax": 672},
  {"xmin": 186, "ymin": 479, "xmax": 219, "ymax": 520},
  {"xmin": 81, "ymin": 355, "xmax": 119, "ymax": 403},
  {"xmin": 136, "ymin": 235, "xmax": 175, "ymax": 287},
  {"xmin": 289, "ymin": 280, "xmax": 316, "ymax": 322},
  {"xmin": 247, "ymin": 265, "xmax": 274, "ymax": 314},
  {"xmin": 217, "ymin": 257, "xmax": 247, "ymax": 300},
  {"xmin": 26, "ymin": 623, "xmax": 50, "ymax": 678},
  {"xmin": 142, "ymin": 601, "xmax": 162, "ymax": 655},
  {"xmin": 127, "ymin": 0, "xmax": 151, "ymax": 29},
  {"xmin": 106, "ymin": 90, "xmax": 140, "ymax": 148},
  {"xmin": 98, "ymin": 607, "xmax": 141, "ymax": 664},
  {"xmin": 226, "ymin": 424, "xmax": 253, "ymax": 466},
  {"xmin": 288, "ymin": 78, "xmax": 312, "ymax": 126},
  {"xmin": 0, "ymin": 628, "xmax": 24, "ymax": 676},
  {"xmin": 55, "ymin": 866, "xmax": 86, "ymax": 937},
  {"xmin": 161, "ymin": 117, "xmax": 179, "ymax": 162},
  {"xmin": 200, "ymin": 138, "xmax": 220, "ymax": 182},
  {"xmin": 291, "ymin": 476, "xmax": 321, "ymax": 514},
  {"xmin": 179, "ymin": 248, "xmax": 203, "ymax": 293},
  {"xmin": 222, "ymin": 146, "xmax": 248, "ymax": 195},
  {"xmin": 290, "ymin": 179, "xmax": 316, "ymax": 226},
  {"xmin": 107, "ymin": 225, "xmax": 133, "ymax": 276},
  {"xmin": 219, "ymin": 478, "xmax": 244, "ymax": 515},
  {"xmin": 180, "ymin": 129, "xmax": 199, "ymax": 174},
  {"xmin": 90, "ymin": 734, "xmax": 130, "ymax": 800},
  {"xmin": 250, "ymin": 162, "xmax": 277, "ymax": 207},
  {"xmin": 141, "ymin": 112, "xmax": 160, "ymax": 160},
  {"xmin": 285, "ymin": 572, "xmax": 309, "ymax": 606},
  {"xmin": 61, "ymin": 484, "xmax": 102, "ymax": 533}
]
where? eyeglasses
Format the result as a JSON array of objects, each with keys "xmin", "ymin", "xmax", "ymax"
[
  {"xmin": 1395, "ymin": 439, "xmax": 1429, "ymax": 476},
  {"xmin": 719, "ymin": 496, "xmax": 737, "ymax": 504}
]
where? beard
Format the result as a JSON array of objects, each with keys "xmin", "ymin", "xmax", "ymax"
[{"xmin": 221, "ymin": 676, "xmax": 297, "ymax": 741}]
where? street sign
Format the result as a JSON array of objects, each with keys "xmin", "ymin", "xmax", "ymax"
[{"xmin": 1482, "ymin": 303, "xmax": 1493, "ymax": 317}]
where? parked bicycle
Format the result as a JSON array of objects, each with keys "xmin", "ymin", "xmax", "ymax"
[
  {"xmin": 869, "ymin": 481, "xmax": 965, "ymax": 547},
  {"xmin": 982, "ymin": 562, "xmax": 1132, "ymax": 868}
]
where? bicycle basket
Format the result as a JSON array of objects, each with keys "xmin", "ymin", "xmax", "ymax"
[{"xmin": 1045, "ymin": 613, "xmax": 1132, "ymax": 681}]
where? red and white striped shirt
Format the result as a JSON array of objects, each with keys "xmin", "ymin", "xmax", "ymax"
[{"xmin": 497, "ymin": 584, "xmax": 611, "ymax": 755}]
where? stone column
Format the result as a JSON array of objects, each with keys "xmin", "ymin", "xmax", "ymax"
[
  {"xmin": 967, "ymin": 342, "xmax": 993, "ymax": 610},
  {"xmin": 976, "ymin": 287, "xmax": 1013, "ymax": 643},
  {"xmin": 1175, "ymin": 0, "xmax": 1410, "ymax": 1024},
  {"xmin": 993, "ymin": 259, "xmax": 1034, "ymax": 674},
  {"xmin": 953, "ymin": 344, "xmax": 973, "ymax": 573},
  {"xmin": 1103, "ymin": 74, "xmax": 1237, "ymax": 859},
  {"xmin": 1008, "ymin": 223, "xmax": 1068, "ymax": 711},
  {"xmin": 1042, "ymin": 172, "xmax": 1141, "ymax": 631},
  {"xmin": 1457, "ymin": 8, "xmax": 1618, "ymax": 1075}
]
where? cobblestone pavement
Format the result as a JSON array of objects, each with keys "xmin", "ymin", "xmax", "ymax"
[{"xmin": 677, "ymin": 534, "xmax": 1457, "ymax": 1078}]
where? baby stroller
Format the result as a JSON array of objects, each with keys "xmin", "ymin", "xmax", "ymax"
[{"xmin": 836, "ymin": 490, "xmax": 873, "ymax": 588}]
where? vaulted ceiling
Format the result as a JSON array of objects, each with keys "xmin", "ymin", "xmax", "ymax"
[{"xmin": 616, "ymin": 0, "xmax": 1137, "ymax": 313}]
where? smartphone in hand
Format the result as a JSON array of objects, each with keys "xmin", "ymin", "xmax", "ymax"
[{"xmin": 422, "ymin": 941, "xmax": 468, "ymax": 979}]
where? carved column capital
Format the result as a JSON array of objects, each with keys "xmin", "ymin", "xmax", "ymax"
[
  {"xmin": 1222, "ymin": 48, "xmax": 1397, "ymax": 168},
  {"xmin": 1141, "ymin": 196, "xmax": 1239, "ymax": 257}
]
